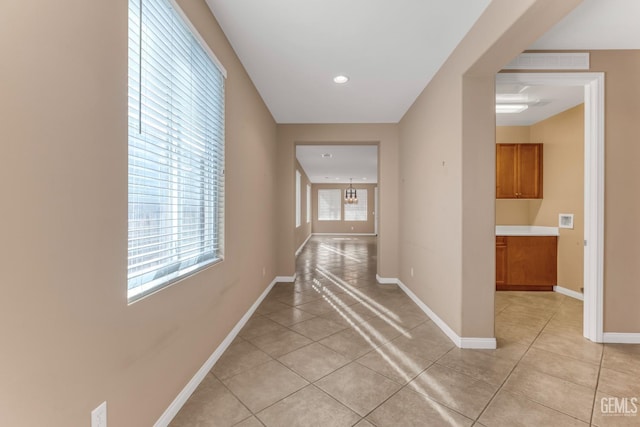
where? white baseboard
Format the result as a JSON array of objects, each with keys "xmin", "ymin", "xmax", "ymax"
[
  {"xmin": 295, "ymin": 234, "xmax": 312, "ymax": 257},
  {"xmin": 154, "ymin": 278, "xmax": 278, "ymax": 427},
  {"xmin": 275, "ymin": 273, "xmax": 296, "ymax": 283},
  {"xmin": 375, "ymin": 274, "xmax": 399, "ymax": 285},
  {"xmin": 312, "ymin": 233, "xmax": 377, "ymax": 236},
  {"xmin": 602, "ymin": 333, "xmax": 640, "ymax": 344},
  {"xmin": 376, "ymin": 276, "xmax": 497, "ymax": 350},
  {"xmin": 553, "ymin": 285, "xmax": 584, "ymax": 301},
  {"xmin": 459, "ymin": 337, "xmax": 499, "ymax": 349}
]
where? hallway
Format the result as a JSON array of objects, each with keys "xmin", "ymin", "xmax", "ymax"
[{"xmin": 171, "ymin": 236, "xmax": 640, "ymax": 426}]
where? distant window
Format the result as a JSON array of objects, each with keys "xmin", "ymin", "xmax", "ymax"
[
  {"xmin": 344, "ymin": 189, "xmax": 368, "ymax": 221},
  {"xmin": 318, "ymin": 189, "xmax": 341, "ymax": 221},
  {"xmin": 296, "ymin": 170, "xmax": 301, "ymax": 227},
  {"xmin": 306, "ymin": 184, "xmax": 311, "ymax": 223},
  {"xmin": 127, "ymin": 0, "xmax": 226, "ymax": 302}
]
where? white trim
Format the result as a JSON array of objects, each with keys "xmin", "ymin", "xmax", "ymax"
[
  {"xmin": 583, "ymin": 73, "xmax": 605, "ymax": 343},
  {"xmin": 312, "ymin": 233, "xmax": 377, "ymax": 236},
  {"xmin": 375, "ymin": 274, "xmax": 398, "ymax": 285},
  {"xmin": 496, "ymin": 73, "xmax": 605, "ymax": 344},
  {"xmin": 503, "ymin": 53, "xmax": 589, "ymax": 70},
  {"xmin": 154, "ymin": 277, "xmax": 278, "ymax": 427},
  {"xmin": 376, "ymin": 276, "xmax": 497, "ymax": 349},
  {"xmin": 275, "ymin": 274, "xmax": 296, "ymax": 283},
  {"xmin": 174, "ymin": 0, "xmax": 227, "ymax": 77},
  {"xmin": 553, "ymin": 286, "xmax": 584, "ymax": 301},
  {"xmin": 459, "ymin": 338, "xmax": 499, "ymax": 349},
  {"xmin": 602, "ymin": 333, "xmax": 640, "ymax": 344},
  {"xmin": 295, "ymin": 234, "xmax": 312, "ymax": 257}
]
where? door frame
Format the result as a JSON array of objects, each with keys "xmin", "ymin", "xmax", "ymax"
[{"xmin": 497, "ymin": 72, "xmax": 605, "ymax": 343}]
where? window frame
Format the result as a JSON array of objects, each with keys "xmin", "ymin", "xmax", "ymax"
[
  {"xmin": 127, "ymin": 0, "xmax": 227, "ymax": 302},
  {"xmin": 295, "ymin": 170, "xmax": 302, "ymax": 228},
  {"xmin": 306, "ymin": 184, "xmax": 311, "ymax": 224},
  {"xmin": 317, "ymin": 189, "xmax": 342, "ymax": 221},
  {"xmin": 344, "ymin": 188, "xmax": 368, "ymax": 221}
]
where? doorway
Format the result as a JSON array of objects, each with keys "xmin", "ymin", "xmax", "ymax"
[
  {"xmin": 495, "ymin": 72, "xmax": 605, "ymax": 343},
  {"xmin": 294, "ymin": 144, "xmax": 379, "ymax": 248}
]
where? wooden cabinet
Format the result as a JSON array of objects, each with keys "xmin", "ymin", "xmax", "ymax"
[
  {"xmin": 496, "ymin": 235, "xmax": 557, "ymax": 291},
  {"xmin": 496, "ymin": 236, "xmax": 507, "ymax": 286},
  {"xmin": 496, "ymin": 143, "xmax": 543, "ymax": 199}
]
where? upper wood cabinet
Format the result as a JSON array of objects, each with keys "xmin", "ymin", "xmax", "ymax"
[{"xmin": 496, "ymin": 143, "xmax": 543, "ymax": 199}]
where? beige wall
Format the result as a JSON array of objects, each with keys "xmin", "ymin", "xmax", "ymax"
[
  {"xmin": 529, "ymin": 104, "xmax": 585, "ymax": 292},
  {"xmin": 276, "ymin": 127, "xmax": 399, "ymax": 278},
  {"xmin": 589, "ymin": 51, "xmax": 640, "ymax": 332},
  {"xmin": 312, "ymin": 184, "xmax": 377, "ymax": 234},
  {"xmin": 294, "ymin": 160, "xmax": 313, "ymax": 251},
  {"xmin": 0, "ymin": 1, "xmax": 279, "ymax": 426},
  {"xmin": 495, "ymin": 105, "xmax": 585, "ymax": 293},
  {"xmin": 398, "ymin": 0, "xmax": 581, "ymax": 338}
]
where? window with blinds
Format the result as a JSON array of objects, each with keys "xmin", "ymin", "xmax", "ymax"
[
  {"xmin": 127, "ymin": 0, "xmax": 226, "ymax": 302},
  {"xmin": 306, "ymin": 184, "xmax": 311, "ymax": 223},
  {"xmin": 344, "ymin": 189, "xmax": 368, "ymax": 221},
  {"xmin": 295, "ymin": 170, "xmax": 301, "ymax": 228},
  {"xmin": 318, "ymin": 189, "xmax": 341, "ymax": 221}
]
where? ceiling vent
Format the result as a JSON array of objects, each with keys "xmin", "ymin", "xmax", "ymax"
[{"xmin": 503, "ymin": 53, "xmax": 590, "ymax": 70}]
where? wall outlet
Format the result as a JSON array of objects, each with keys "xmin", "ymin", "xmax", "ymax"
[
  {"xmin": 410, "ymin": 267, "xmax": 414, "ymax": 278},
  {"xmin": 91, "ymin": 401, "xmax": 107, "ymax": 427}
]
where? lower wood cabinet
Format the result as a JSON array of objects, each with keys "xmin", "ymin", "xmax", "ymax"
[{"xmin": 496, "ymin": 235, "xmax": 557, "ymax": 291}]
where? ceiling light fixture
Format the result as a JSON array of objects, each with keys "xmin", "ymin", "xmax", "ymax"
[
  {"xmin": 345, "ymin": 178, "xmax": 358, "ymax": 204},
  {"xmin": 333, "ymin": 75, "xmax": 349, "ymax": 84},
  {"xmin": 321, "ymin": 153, "xmax": 332, "ymax": 158},
  {"xmin": 496, "ymin": 94, "xmax": 530, "ymax": 103},
  {"xmin": 496, "ymin": 104, "xmax": 529, "ymax": 114}
]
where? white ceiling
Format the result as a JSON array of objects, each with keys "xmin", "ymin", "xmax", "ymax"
[
  {"xmin": 497, "ymin": 0, "xmax": 640, "ymax": 126},
  {"xmin": 296, "ymin": 145, "xmax": 378, "ymax": 184},
  {"xmin": 206, "ymin": 0, "xmax": 639, "ymax": 125},
  {"xmin": 529, "ymin": 0, "xmax": 640, "ymax": 50},
  {"xmin": 205, "ymin": 0, "xmax": 491, "ymax": 123},
  {"xmin": 495, "ymin": 82, "xmax": 584, "ymax": 126}
]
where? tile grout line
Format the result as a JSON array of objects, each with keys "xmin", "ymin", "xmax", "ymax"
[
  {"xmin": 472, "ymin": 300, "xmax": 559, "ymax": 424},
  {"xmin": 191, "ymin": 239, "xmax": 605, "ymax": 427},
  {"xmin": 589, "ymin": 344, "xmax": 606, "ymax": 426},
  {"xmin": 242, "ymin": 238, "xmax": 382, "ymax": 425},
  {"xmin": 214, "ymin": 373, "xmax": 262, "ymax": 426}
]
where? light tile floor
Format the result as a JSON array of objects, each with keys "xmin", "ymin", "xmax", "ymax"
[{"xmin": 171, "ymin": 236, "xmax": 640, "ymax": 427}]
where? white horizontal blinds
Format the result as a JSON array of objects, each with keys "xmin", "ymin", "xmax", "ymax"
[
  {"xmin": 306, "ymin": 184, "xmax": 311, "ymax": 223},
  {"xmin": 318, "ymin": 189, "xmax": 341, "ymax": 221},
  {"xmin": 127, "ymin": 0, "xmax": 225, "ymax": 300},
  {"xmin": 344, "ymin": 189, "xmax": 367, "ymax": 221}
]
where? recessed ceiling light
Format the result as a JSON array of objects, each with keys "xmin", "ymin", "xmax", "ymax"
[
  {"xmin": 321, "ymin": 153, "xmax": 332, "ymax": 158},
  {"xmin": 496, "ymin": 104, "xmax": 529, "ymax": 114},
  {"xmin": 333, "ymin": 75, "xmax": 349, "ymax": 84}
]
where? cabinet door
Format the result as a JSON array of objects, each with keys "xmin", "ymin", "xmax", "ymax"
[
  {"xmin": 496, "ymin": 144, "xmax": 518, "ymax": 198},
  {"xmin": 506, "ymin": 236, "xmax": 557, "ymax": 287},
  {"xmin": 517, "ymin": 144, "xmax": 543, "ymax": 198},
  {"xmin": 496, "ymin": 237, "xmax": 507, "ymax": 285}
]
